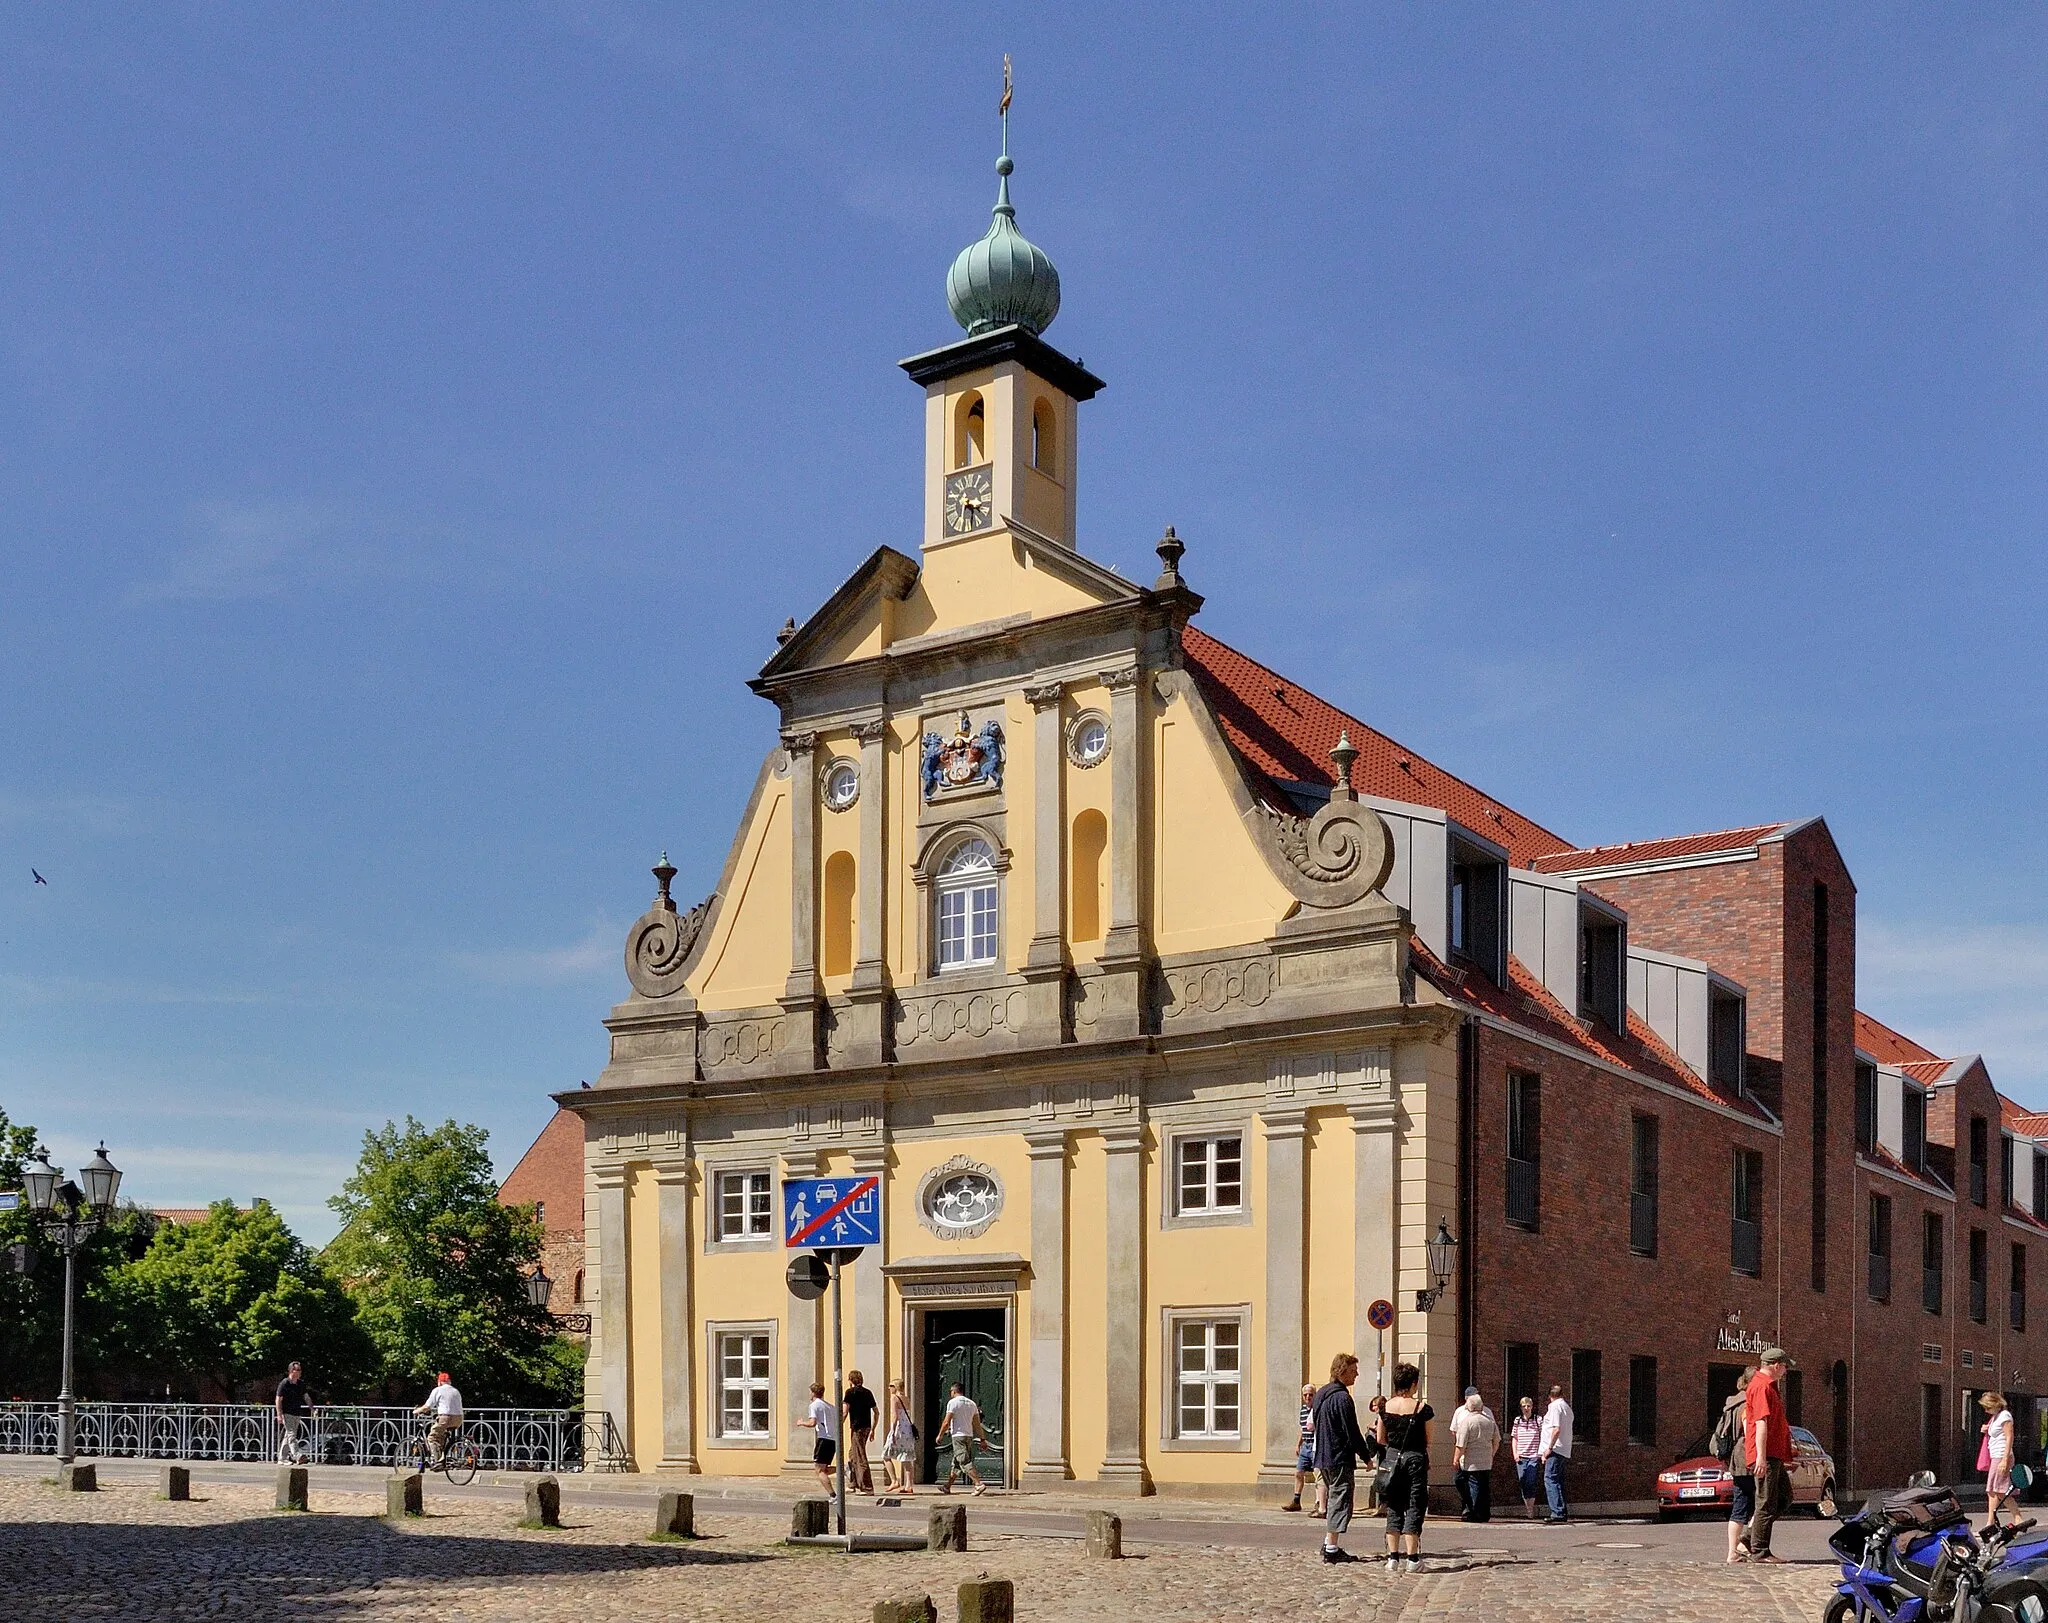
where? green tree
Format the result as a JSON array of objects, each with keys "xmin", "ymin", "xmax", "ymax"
[
  {"xmin": 93, "ymin": 1200, "xmax": 373, "ymax": 1400},
  {"xmin": 325, "ymin": 1117, "xmax": 580, "ymax": 1406}
]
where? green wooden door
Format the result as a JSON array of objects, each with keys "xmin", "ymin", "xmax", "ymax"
[{"xmin": 922, "ymin": 1309, "xmax": 1006, "ymax": 1483}]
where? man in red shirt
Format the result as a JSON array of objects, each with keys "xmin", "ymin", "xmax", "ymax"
[{"xmin": 1744, "ymin": 1347, "xmax": 1795, "ymax": 1562}]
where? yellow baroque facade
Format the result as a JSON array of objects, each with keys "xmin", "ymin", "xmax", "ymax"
[{"xmin": 563, "ymin": 141, "xmax": 1465, "ymax": 1497}]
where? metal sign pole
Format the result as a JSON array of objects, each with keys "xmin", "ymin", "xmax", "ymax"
[{"xmin": 830, "ymin": 1249, "xmax": 847, "ymax": 1538}]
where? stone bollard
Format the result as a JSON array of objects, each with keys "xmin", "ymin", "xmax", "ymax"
[
  {"xmin": 523, "ymin": 1476, "xmax": 562, "ymax": 1528},
  {"xmin": 59, "ymin": 1463, "xmax": 96, "ymax": 1492},
  {"xmin": 1084, "ymin": 1509, "xmax": 1123, "ymax": 1559},
  {"xmin": 654, "ymin": 1490, "xmax": 694, "ymax": 1538},
  {"xmin": 873, "ymin": 1598, "xmax": 937, "ymax": 1623},
  {"xmin": 957, "ymin": 1577, "xmax": 1014, "ymax": 1623},
  {"xmin": 161, "ymin": 1465, "xmax": 190, "ymax": 1501},
  {"xmin": 791, "ymin": 1497, "xmax": 831, "ymax": 1538},
  {"xmin": 387, "ymin": 1473, "xmax": 424, "ymax": 1519},
  {"xmin": 928, "ymin": 1503, "xmax": 967, "ymax": 1551},
  {"xmin": 275, "ymin": 1466, "xmax": 308, "ymax": 1511}
]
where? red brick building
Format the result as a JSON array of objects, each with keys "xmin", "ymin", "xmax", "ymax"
[
  {"xmin": 498, "ymin": 1106, "xmax": 589, "ymax": 1334},
  {"xmin": 1182, "ymin": 629, "xmax": 2046, "ymax": 1504}
]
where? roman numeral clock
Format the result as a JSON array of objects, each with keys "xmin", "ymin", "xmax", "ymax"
[{"xmin": 944, "ymin": 465, "xmax": 993, "ymax": 535}]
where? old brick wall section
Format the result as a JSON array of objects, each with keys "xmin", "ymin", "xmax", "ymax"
[
  {"xmin": 1467, "ymin": 1022, "xmax": 1781, "ymax": 1506},
  {"xmin": 499, "ymin": 1107, "xmax": 588, "ymax": 1311}
]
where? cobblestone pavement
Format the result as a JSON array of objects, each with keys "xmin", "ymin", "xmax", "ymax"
[{"xmin": 0, "ymin": 1471, "xmax": 1841, "ymax": 1623}]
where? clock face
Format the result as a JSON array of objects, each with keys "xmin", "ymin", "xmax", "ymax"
[{"xmin": 944, "ymin": 467, "xmax": 994, "ymax": 536}]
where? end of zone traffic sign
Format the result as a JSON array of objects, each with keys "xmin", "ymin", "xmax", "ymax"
[{"xmin": 783, "ymin": 1175, "xmax": 881, "ymax": 1249}]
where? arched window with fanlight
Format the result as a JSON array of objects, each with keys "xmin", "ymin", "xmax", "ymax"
[
  {"xmin": 935, "ymin": 836, "xmax": 1000, "ymax": 971},
  {"xmin": 954, "ymin": 392, "xmax": 986, "ymax": 468}
]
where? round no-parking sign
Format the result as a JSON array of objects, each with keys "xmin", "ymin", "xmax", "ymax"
[{"xmin": 1366, "ymin": 1298, "xmax": 1396, "ymax": 1331}]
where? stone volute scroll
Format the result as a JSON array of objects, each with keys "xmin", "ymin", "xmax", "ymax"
[
  {"xmin": 625, "ymin": 851, "xmax": 714, "ymax": 999},
  {"xmin": 1251, "ymin": 733, "xmax": 1395, "ymax": 910}
]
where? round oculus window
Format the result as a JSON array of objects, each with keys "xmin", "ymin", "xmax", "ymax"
[
  {"xmin": 1069, "ymin": 714, "xmax": 1110, "ymax": 768},
  {"xmin": 822, "ymin": 760, "xmax": 860, "ymax": 811},
  {"xmin": 927, "ymin": 1170, "xmax": 1001, "ymax": 1232}
]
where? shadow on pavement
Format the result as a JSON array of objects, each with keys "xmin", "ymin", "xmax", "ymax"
[{"xmin": 2, "ymin": 1510, "xmax": 772, "ymax": 1621}]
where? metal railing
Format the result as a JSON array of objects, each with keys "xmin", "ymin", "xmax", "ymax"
[
  {"xmin": 1731, "ymin": 1217, "xmax": 1762, "ymax": 1277},
  {"xmin": 1629, "ymin": 1190, "xmax": 1657, "ymax": 1257},
  {"xmin": 1506, "ymin": 1157, "xmax": 1539, "ymax": 1229},
  {"xmin": 1924, "ymin": 1265, "xmax": 1944, "ymax": 1314},
  {"xmin": 1868, "ymin": 1251, "xmax": 1891, "ymax": 1302},
  {"xmin": 0, "ymin": 1403, "xmax": 628, "ymax": 1473}
]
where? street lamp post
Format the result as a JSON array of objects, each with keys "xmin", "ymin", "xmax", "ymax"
[
  {"xmin": 19, "ymin": 1142, "xmax": 122, "ymax": 1465},
  {"xmin": 1414, "ymin": 1218, "xmax": 1460, "ymax": 1315}
]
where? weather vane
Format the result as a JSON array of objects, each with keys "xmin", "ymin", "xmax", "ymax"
[{"xmin": 1000, "ymin": 54, "xmax": 1012, "ymax": 151}]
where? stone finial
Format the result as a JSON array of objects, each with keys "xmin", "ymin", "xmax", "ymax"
[
  {"xmin": 1154, "ymin": 525, "xmax": 1185, "ymax": 590},
  {"xmin": 652, "ymin": 851, "xmax": 677, "ymax": 912},
  {"xmin": 777, "ymin": 616, "xmax": 798, "ymax": 646},
  {"xmin": 1329, "ymin": 731, "xmax": 1358, "ymax": 801}
]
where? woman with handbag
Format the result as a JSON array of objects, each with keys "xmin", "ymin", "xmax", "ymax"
[
  {"xmin": 1371, "ymin": 1363, "xmax": 1435, "ymax": 1574},
  {"xmin": 1983, "ymin": 1391, "xmax": 2018, "ymax": 1531}
]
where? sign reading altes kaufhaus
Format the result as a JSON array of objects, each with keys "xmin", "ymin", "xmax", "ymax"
[
  {"xmin": 560, "ymin": 102, "xmax": 1450, "ymax": 1498},
  {"xmin": 1716, "ymin": 1328, "xmax": 1769, "ymax": 1355}
]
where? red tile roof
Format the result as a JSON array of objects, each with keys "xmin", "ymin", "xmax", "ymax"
[
  {"xmin": 1902, "ymin": 1059, "xmax": 1954, "ymax": 1086},
  {"xmin": 1528, "ymin": 823, "xmax": 1792, "ymax": 875},
  {"xmin": 1180, "ymin": 626, "xmax": 1574, "ymax": 868},
  {"xmin": 1856, "ymin": 1010, "xmax": 1942, "ymax": 1067},
  {"xmin": 148, "ymin": 1207, "xmax": 235, "ymax": 1226},
  {"xmin": 2010, "ymin": 1111, "xmax": 2048, "ymax": 1140},
  {"xmin": 1411, "ymin": 941, "xmax": 1775, "ymax": 1124}
]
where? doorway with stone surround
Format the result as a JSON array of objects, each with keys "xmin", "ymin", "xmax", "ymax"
[{"xmin": 917, "ymin": 1305, "xmax": 1008, "ymax": 1487}]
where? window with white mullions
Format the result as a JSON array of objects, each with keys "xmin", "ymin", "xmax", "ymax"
[
  {"xmin": 1177, "ymin": 1136, "xmax": 1243, "ymax": 1214},
  {"xmin": 718, "ymin": 1171, "xmax": 773, "ymax": 1240},
  {"xmin": 717, "ymin": 1332, "xmax": 772, "ymax": 1437},
  {"xmin": 935, "ymin": 838, "xmax": 1000, "ymax": 970},
  {"xmin": 1175, "ymin": 1320, "xmax": 1241, "ymax": 1439}
]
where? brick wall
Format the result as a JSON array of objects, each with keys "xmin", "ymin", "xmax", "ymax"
[{"xmin": 499, "ymin": 1107, "xmax": 589, "ymax": 1318}]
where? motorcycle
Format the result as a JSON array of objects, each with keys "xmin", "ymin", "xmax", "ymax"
[{"xmin": 1825, "ymin": 1471, "xmax": 2048, "ymax": 1623}]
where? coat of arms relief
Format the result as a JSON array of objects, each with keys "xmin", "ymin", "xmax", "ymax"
[{"xmin": 920, "ymin": 710, "xmax": 1005, "ymax": 801}]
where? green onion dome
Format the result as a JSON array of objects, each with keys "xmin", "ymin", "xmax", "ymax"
[{"xmin": 946, "ymin": 152, "xmax": 1061, "ymax": 338}]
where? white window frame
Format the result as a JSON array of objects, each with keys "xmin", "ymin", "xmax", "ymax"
[
  {"xmin": 1163, "ymin": 1130, "xmax": 1249, "ymax": 1229},
  {"xmin": 706, "ymin": 1320, "xmax": 778, "ymax": 1447},
  {"xmin": 1160, "ymin": 1306, "xmax": 1252, "ymax": 1451},
  {"xmin": 702, "ymin": 1160, "xmax": 778, "ymax": 1255},
  {"xmin": 934, "ymin": 837, "xmax": 1000, "ymax": 973}
]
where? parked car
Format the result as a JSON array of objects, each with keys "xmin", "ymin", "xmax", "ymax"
[{"xmin": 1655, "ymin": 1425, "xmax": 1838, "ymax": 1519}]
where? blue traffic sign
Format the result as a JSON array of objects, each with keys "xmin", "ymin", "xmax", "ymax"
[{"xmin": 783, "ymin": 1176, "xmax": 881, "ymax": 1249}]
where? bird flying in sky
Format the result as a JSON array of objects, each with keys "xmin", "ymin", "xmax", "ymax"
[{"xmin": 31, "ymin": 870, "xmax": 47, "ymax": 885}]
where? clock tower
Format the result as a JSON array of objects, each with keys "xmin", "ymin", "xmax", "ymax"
[{"xmin": 899, "ymin": 118, "xmax": 1102, "ymax": 558}]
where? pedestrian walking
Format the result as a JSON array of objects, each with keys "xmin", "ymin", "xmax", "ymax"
[
  {"xmin": 1449, "ymin": 1386, "xmax": 1499, "ymax": 1523},
  {"xmin": 1744, "ymin": 1348, "xmax": 1794, "ymax": 1562},
  {"xmin": 880, "ymin": 1378, "xmax": 918, "ymax": 1496},
  {"xmin": 274, "ymin": 1360, "xmax": 311, "ymax": 1463},
  {"xmin": 937, "ymin": 1381, "xmax": 989, "ymax": 1496},
  {"xmin": 1284, "ymin": 1381, "xmax": 1325, "ymax": 1514},
  {"xmin": 1983, "ymin": 1391, "xmax": 2019, "ymax": 1531},
  {"xmin": 1715, "ymin": 1367, "xmax": 1757, "ymax": 1563},
  {"xmin": 1509, "ymin": 1395, "xmax": 1542, "ymax": 1519},
  {"xmin": 1310, "ymin": 1352, "xmax": 1375, "ymax": 1564},
  {"xmin": 842, "ymin": 1369, "xmax": 877, "ymax": 1495},
  {"xmin": 796, "ymin": 1381, "xmax": 838, "ymax": 1493},
  {"xmin": 1537, "ymin": 1383, "xmax": 1574, "ymax": 1523}
]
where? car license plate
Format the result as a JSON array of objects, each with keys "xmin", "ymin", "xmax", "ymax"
[{"xmin": 1680, "ymin": 1486, "xmax": 1717, "ymax": 1499}]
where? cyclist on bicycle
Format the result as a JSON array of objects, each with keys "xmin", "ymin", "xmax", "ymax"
[
  {"xmin": 275, "ymin": 1360, "xmax": 310, "ymax": 1463},
  {"xmin": 415, "ymin": 1371, "xmax": 464, "ymax": 1465}
]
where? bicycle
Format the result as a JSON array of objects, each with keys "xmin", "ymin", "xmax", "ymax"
[{"xmin": 408, "ymin": 1421, "xmax": 480, "ymax": 1486}]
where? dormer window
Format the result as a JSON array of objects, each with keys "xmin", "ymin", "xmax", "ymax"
[
  {"xmin": 1903, "ymin": 1086, "xmax": 1928, "ymax": 1175},
  {"xmin": 1578, "ymin": 900, "xmax": 1625, "ymax": 1030},
  {"xmin": 1710, "ymin": 985, "xmax": 1746, "ymax": 1096},
  {"xmin": 1448, "ymin": 832, "xmax": 1507, "ymax": 986},
  {"xmin": 935, "ymin": 837, "xmax": 1000, "ymax": 971}
]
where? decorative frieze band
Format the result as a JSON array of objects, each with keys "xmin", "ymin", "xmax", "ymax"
[{"xmin": 1267, "ymin": 1047, "xmax": 1393, "ymax": 1102}]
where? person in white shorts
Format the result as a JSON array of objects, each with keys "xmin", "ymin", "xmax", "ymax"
[{"xmin": 938, "ymin": 1382, "xmax": 988, "ymax": 1496}]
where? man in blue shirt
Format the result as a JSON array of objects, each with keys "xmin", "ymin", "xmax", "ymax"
[{"xmin": 1310, "ymin": 1353, "xmax": 1377, "ymax": 1564}]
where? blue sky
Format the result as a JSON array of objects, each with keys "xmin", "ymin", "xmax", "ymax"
[{"xmin": 3, "ymin": 5, "xmax": 2046, "ymax": 1240}]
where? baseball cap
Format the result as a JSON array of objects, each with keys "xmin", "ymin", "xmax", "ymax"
[
  {"xmin": 1760, "ymin": 1347, "xmax": 1793, "ymax": 1366},
  {"xmin": 1464, "ymin": 1386, "xmax": 1481, "ymax": 1397}
]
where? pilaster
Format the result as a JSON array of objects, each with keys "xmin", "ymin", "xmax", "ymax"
[
  {"xmin": 842, "ymin": 718, "xmax": 893, "ymax": 1066},
  {"xmin": 593, "ymin": 1163, "xmax": 632, "ymax": 1459},
  {"xmin": 1098, "ymin": 1122, "xmax": 1152, "ymax": 1492},
  {"xmin": 1093, "ymin": 664, "xmax": 1146, "ymax": 1040},
  {"xmin": 1020, "ymin": 682, "xmax": 1070, "ymax": 1045},
  {"xmin": 1021, "ymin": 1129, "xmax": 1070, "ymax": 1484},
  {"xmin": 1351, "ymin": 1095, "xmax": 1400, "ymax": 1393},
  {"xmin": 1258, "ymin": 1109, "xmax": 1308, "ymax": 1491},
  {"xmin": 779, "ymin": 730, "xmax": 822, "ymax": 1070},
  {"xmin": 781, "ymin": 1147, "xmax": 824, "ymax": 1474},
  {"xmin": 652, "ymin": 1153, "xmax": 698, "ymax": 1473},
  {"xmin": 850, "ymin": 1141, "xmax": 889, "ymax": 1387}
]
